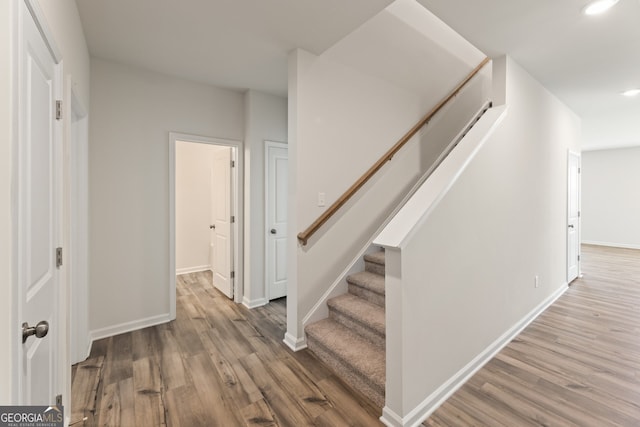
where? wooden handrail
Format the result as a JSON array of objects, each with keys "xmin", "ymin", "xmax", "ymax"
[{"xmin": 297, "ymin": 57, "xmax": 491, "ymax": 246}]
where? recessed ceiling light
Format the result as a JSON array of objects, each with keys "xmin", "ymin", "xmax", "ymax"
[
  {"xmin": 583, "ymin": 0, "xmax": 620, "ymax": 15},
  {"xmin": 622, "ymin": 89, "xmax": 640, "ymax": 97}
]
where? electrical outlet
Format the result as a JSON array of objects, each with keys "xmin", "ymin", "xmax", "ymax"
[
  {"xmin": 534, "ymin": 275, "xmax": 539, "ymax": 288},
  {"xmin": 318, "ymin": 192, "xmax": 326, "ymax": 207}
]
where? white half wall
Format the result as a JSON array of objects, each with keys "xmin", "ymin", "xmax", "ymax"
[
  {"xmin": 378, "ymin": 56, "xmax": 581, "ymax": 426},
  {"xmin": 89, "ymin": 58, "xmax": 244, "ymax": 334},
  {"xmin": 582, "ymin": 147, "xmax": 640, "ymax": 249},
  {"xmin": 243, "ymin": 90, "xmax": 287, "ymax": 308}
]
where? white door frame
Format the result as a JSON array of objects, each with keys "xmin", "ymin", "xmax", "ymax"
[
  {"xmin": 67, "ymin": 84, "xmax": 90, "ymax": 364},
  {"xmin": 567, "ymin": 150, "xmax": 581, "ymax": 282},
  {"xmin": 169, "ymin": 132, "xmax": 244, "ymax": 315},
  {"xmin": 264, "ymin": 141, "xmax": 288, "ymax": 300},
  {"xmin": 12, "ymin": 0, "xmax": 65, "ymax": 405}
]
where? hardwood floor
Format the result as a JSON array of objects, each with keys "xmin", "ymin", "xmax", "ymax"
[
  {"xmin": 70, "ymin": 271, "xmax": 382, "ymax": 426},
  {"xmin": 72, "ymin": 244, "xmax": 640, "ymax": 426},
  {"xmin": 424, "ymin": 244, "xmax": 640, "ymax": 426}
]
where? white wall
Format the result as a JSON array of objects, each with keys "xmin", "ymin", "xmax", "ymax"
[
  {"xmin": 89, "ymin": 58, "xmax": 244, "ymax": 336},
  {"xmin": 379, "ymin": 56, "xmax": 581, "ymax": 424},
  {"xmin": 0, "ymin": 0, "xmax": 13, "ymax": 404},
  {"xmin": 286, "ymin": 1, "xmax": 489, "ymax": 345},
  {"xmin": 243, "ymin": 90, "xmax": 287, "ymax": 307},
  {"xmin": 176, "ymin": 142, "xmax": 218, "ymax": 273},
  {"xmin": 582, "ymin": 147, "xmax": 640, "ymax": 249}
]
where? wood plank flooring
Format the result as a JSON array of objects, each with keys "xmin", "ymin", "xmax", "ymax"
[
  {"xmin": 72, "ymin": 244, "xmax": 640, "ymax": 426},
  {"xmin": 424, "ymin": 244, "xmax": 640, "ymax": 426},
  {"xmin": 70, "ymin": 271, "xmax": 382, "ymax": 426}
]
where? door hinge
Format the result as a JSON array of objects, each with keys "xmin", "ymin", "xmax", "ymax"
[
  {"xmin": 56, "ymin": 394, "xmax": 62, "ymax": 406},
  {"xmin": 55, "ymin": 100, "xmax": 62, "ymax": 120},
  {"xmin": 56, "ymin": 247, "xmax": 63, "ymax": 269},
  {"xmin": 230, "ymin": 271, "xmax": 235, "ymax": 279},
  {"xmin": 578, "ymin": 167, "xmax": 581, "ymax": 174},
  {"xmin": 578, "ymin": 254, "xmax": 581, "ymax": 262},
  {"xmin": 231, "ymin": 160, "xmax": 235, "ymax": 168},
  {"xmin": 578, "ymin": 211, "xmax": 581, "ymax": 218},
  {"xmin": 231, "ymin": 216, "xmax": 235, "ymax": 223}
]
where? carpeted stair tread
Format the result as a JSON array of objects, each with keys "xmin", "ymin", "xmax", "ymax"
[
  {"xmin": 364, "ymin": 250, "xmax": 385, "ymax": 267},
  {"xmin": 328, "ymin": 294, "xmax": 385, "ymax": 340},
  {"xmin": 347, "ymin": 271, "xmax": 385, "ymax": 296},
  {"xmin": 364, "ymin": 250, "xmax": 385, "ymax": 276},
  {"xmin": 305, "ymin": 318, "xmax": 385, "ymax": 399}
]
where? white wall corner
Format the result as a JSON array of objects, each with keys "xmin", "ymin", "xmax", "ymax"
[
  {"xmin": 242, "ymin": 296, "xmax": 269, "ymax": 309},
  {"xmin": 380, "ymin": 406, "xmax": 405, "ymax": 427},
  {"xmin": 283, "ymin": 332, "xmax": 307, "ymax": 352}
]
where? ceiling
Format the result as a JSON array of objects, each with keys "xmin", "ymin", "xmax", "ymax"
[{"xmin": 75, "ymin": 0, "xmax": 640, "ymax": 150}]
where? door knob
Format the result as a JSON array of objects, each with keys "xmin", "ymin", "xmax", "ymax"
[
  {"xmin": 22, "ymin": 320, "xmax": 49, "ymax": 343},
  {"xmin": 568, "ymin": 224, "xmax": 574, "ymax": 228},
  {"xmin": 270, "ymin": 229, "xmax": 277, "ymax": 234},
  {"xmin": 210, "ymin": 225, "xmax": 216, "ymax": 229}
]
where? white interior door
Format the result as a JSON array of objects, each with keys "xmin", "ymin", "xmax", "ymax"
[
  {"xmin": 211, "ymin": 148, "xmax": 234, "ymax": 298},
  {"xmin": 209, "ymin": 166, "xmax": 216, "ymax": 275},
  {"xmin": 18, "ymin": 0, "xmax": 61, "ymax": 405},
  {"xmin": 567, "ymin": 151, "xmax": 581, "ymax": 283},
  {"xmin": 265, "ymin": 142, "xmax": 288, "ymax": 300}
]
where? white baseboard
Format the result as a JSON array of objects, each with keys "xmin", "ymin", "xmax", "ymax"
[
  {"xmin": 176, "ymin": 265, "xmax": 211, "ymax": 275},
  {"xmin": 89, "ymin": 312, "xmax": 172, "ymax": 343},
  {"xmin": 283, "ymin": 332, "xmax": 307, "ymax": 352},
  {"xmin": 582, "ymin": 240, "xmax": 640, "ymax": 250},
  {"xmin": 380, "ymin": 283, "xmax": 568, "ymax": 427},
  {"xmin": 83, "ymin": 336, "xmax": 92, "ymax": 360},
  {"xmin": 242, "ymin": 296, "xmax": 269, "ymax": 309}
]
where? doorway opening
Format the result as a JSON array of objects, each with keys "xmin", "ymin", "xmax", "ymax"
[
  {"xmin": 265, "ymin": 141, "xmax": 288, "ymax": 301},
  {"xmin": 169, "ymin": 133, "xmax": 243, "ymax": 318},
  {"xmin": 567, "ymin": 150, "xmax": 581, "ymax": 283}
]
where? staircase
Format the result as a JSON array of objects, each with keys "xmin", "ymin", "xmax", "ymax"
[{"xmin": 305, "ymin": 250, "xmax": 386, "ymax": 407}]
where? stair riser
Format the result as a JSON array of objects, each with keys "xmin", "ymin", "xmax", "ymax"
[
  {"xmin": 329, "ymin": 309, "xmax": 385, "ymax": 349},
  {"xmin": 348, "ymin": 284, "xmax": 385, "ymax": 308},
  {"xmin": 306, "ymin": 337, "xmax": 384, "ymax": 407},
  {"xmin": 365, "ymin": 260, "xmax": 385, "ymax": 276}
]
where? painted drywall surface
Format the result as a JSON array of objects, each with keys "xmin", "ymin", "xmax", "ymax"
[
  {"xmin": 388, "ymin": 56, "xmax": 580, "ymax": 415},
  {"xmin": 582, "ymin": 147, "xmax": 640, "ymax": 248},
  {"xmin": 582, "ymin": 109, "xmax": 640, "ymax": 151},
  {"xmin": 176, "ymin": 142, "xmax": 217, "ymax": 272},
  {"xmin": 288, "ymin": 3, "xmax": 490, "ymax": 340},
  {"xmin": 89, "ymin": 58, "xmax": 244, "ymax": 332},
  {"xmin": 243, "ymin": 90, "xmax": 287, "ymax": 306},
  {"xmin": 0, "ymin": 0, "xmax": 13, "ymax": 404}
]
